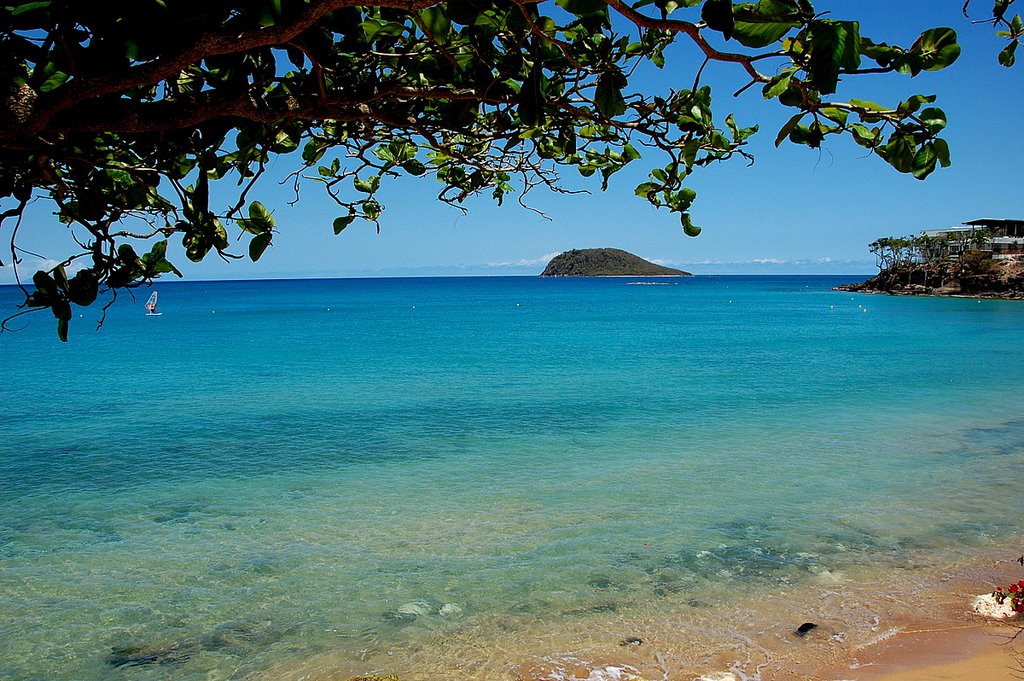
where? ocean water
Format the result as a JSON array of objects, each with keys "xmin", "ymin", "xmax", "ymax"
[{"xmin": 2, "ymin": 275, "xmax": 1024, "ymax": 681}]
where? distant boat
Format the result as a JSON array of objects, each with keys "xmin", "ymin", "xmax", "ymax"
[{"xmin": 144, "ymin": 291, "xmax": 162, "ymax": 317}]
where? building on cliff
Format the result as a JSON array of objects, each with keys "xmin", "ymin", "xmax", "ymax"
[{"xmin": 919, "ymin": 218, "xmax": 1024, "ymax": 262}]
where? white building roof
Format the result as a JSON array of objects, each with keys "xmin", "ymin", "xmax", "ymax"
[{"xmin": 921, "ymin": 226, "xmax": 977, "ymax": 237}]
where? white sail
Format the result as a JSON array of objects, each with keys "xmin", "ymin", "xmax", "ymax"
[{"xmin": 145, "ymin": 291, "xmax": 160, "ymax": 316}]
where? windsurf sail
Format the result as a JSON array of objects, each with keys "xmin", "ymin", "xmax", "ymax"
[{"xmin": 145, "ymin": 291, "xmax": 159, "ymax": 315}]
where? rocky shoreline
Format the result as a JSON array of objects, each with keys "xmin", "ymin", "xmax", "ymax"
[{"xmin": 836, "ymin": 259, "xmax": 1024, "ymax": 300}]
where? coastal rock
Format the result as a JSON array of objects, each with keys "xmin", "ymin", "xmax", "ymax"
[
  {"xmin": 972, "ymin": 593, "xmax": 1021, "ymax": 620},
  {"xmin": 836, "ymin": 259, "xmax": 1024, "ymax": 299}
]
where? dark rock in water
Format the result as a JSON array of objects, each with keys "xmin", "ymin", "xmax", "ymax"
[
  {"xmin": 106, "ymin": 619, "xmax": 283, "ymax": 668},
  {"xmin": 381, "ymin": 610, "xmax": 418, "ymax": 623},
  {"xmin": 107, "ymin": 643, "xmax": 192, "ymax": 668},
  {"xmin": 587, "ymin": 574, "xmax": 614, "ymax": 589},
  {"xmin": 589, "ymin": 603, "xmax": 618, "ymax": 613},
  {"xmin": 795, "ymin": 622, "xmax": 818, "ymax": 637},
  {"xmin": 619, "ymin": 636, "xmax": 643, "ymax": 646},
  {"xmin": 561, "ymin": 602, "xmax": 619, "ymax": 617}
]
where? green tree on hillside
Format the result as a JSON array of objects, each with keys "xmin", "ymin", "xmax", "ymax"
[{"xmin": 0, "ymin": 1, "xmax": 1009, "ymax": 339}]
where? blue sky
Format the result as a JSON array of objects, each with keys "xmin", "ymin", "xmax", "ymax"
[{"xmin": 3, "ymin": 2, "xmax": 1022, "ymax": 282}]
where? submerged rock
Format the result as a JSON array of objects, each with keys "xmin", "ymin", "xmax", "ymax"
[
  {"xmin": 106, "ymin": 643, "xmax": 192, "ymax": 668},
  {"xmin": 439, "ymin": 603, "xmax": 463, "ymax": 618},
  {"xmin": 618, "ymin": 636, "xmax": 643, "ymax": 646},
  {"xmin": 382, "ymin": 610, "xmax": 418, "ymax": 623},
  {"xmin": 397, "ymin": 601, "xmax": 435, "ymax": 617},
  {"xmin": 106, "ymin": 618, "xmax": 283, "ymax": 668}
]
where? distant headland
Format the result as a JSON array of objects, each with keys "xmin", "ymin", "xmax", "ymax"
[
  {"xmin": 837, "ymin": 218, "xmax": 1024, "ymax": 299},
  {"xmin": 540, "ymin": 248, "xmax": 691, "ymax": 277}
]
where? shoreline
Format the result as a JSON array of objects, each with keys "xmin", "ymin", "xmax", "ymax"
[
  {"xmin": 835, "ymin": 285, "xmax": 1024, "ymax": 301},
  {"xmin": 848, "ymin": 622, "xmax": 1022, "ymax": 681},
  {"xmin": 244, "ymin": 550, "xmax": 1024, "ymax": 681}
]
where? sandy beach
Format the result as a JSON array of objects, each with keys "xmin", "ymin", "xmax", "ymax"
[{"xmin": 848, "ymin": 623, "xmax": 1022, "ymax": 681}]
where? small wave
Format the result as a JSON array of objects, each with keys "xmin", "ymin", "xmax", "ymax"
[{"xmin": 626, "ymin": 281, "xmax": 677, "ymax": 285}]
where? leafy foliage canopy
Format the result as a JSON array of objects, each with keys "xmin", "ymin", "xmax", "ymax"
[{"xmin": 0, "ymin": 0, "xmax": 995, "ymax": 338}]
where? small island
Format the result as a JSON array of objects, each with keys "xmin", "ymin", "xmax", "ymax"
[{"xmin": 540, "ymin": 248, "xmax": 691, "ymax": 277}]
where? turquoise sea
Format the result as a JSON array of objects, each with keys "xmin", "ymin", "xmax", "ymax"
[{"xmin": 2, "ymin": 275, "xmax": 1024, "ymax": 681}]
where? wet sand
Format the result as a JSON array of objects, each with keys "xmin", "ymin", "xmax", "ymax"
[{"xmin": 844, "ymin": 623, "xmax": 1022, "ymax": 681}]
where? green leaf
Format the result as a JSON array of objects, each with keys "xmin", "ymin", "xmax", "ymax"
[
  {"xmin": 354, "ymin": 176, "xmax": 380, "ymax": 193},
  {"xmin": 910, "ymin": 27, "xmax": 961, "ymax": 72},
  {"xmin": 733, "ymin": 19, "xmax": 796, "ymax": 48},
  {"xmin": 419, "ymin": 6, "xmax": 452, "ymax": 37},
  {"xmin": 594, "ymin": 71, "xmax": 627, "ymax": 117},
  {"xmin": 10, "ymin": 2, "xmax": 52, "ymax": 16},
  {"xmin": 302, "ymin": 138, "xmax": 328, "ymax": 164},
  {"xmin": 819, "ymin": 107, "xmax": 849, "ymax": 125},
  {"xmin": 848, "ymin": 98, "xmax": 886, "ymax": 112},
  {"xmin": 634, "ymin": 182, "xmax": 659, "ymax": 198},
  {"xmin": 39, "ymin": 69, "xmax": 68, "ymax": 93},
  {"xmin": 556, "ymin": 0, "xmax": 608, "ymax": 17},
  {"xmin": 762, "ymin": 73, "xmax": 792, "ymax": 99},
  {"xmin": 805, "ymin": 20, "xmax": 859, "ymax": 94},
  {"xmin": 248, "ymin": 201, "xmax": 275, "ymax": 231},
  {"xmin": 66, "ymin": 268, "xmax": 99, "ymax": 306},
  {"xmin": 32, "ymin": 270, "xmax": 58, "ymax": 299},
  {"xmin": 898, "ymin": 94, "xmax": 936, "ymax": 113},
  {"xmin": 918, "ymin": 107, "xmax": 946, "ymax": 134},
  {"xmin": 911, "ymin": 143, "xmax": 938, "ymax": 180},
  {"xmin": 401, "ymin": 159, "xmax": 427, "ymax": 176},
  {"xmin": 849, "ymin": 124, "xmax": 880, "ymax": 148},
  {"xmin": 333, "ymin": 214, "xmax": 356, "ymax": 234},
  {"xmin": 362, "ymin": 200, "xmax": 382, "ymax": 220},
  {"xmin": 884, "ymin": 134, "xmax": 916, "ymax": 173},
  {"xmin": 933, "ymin": 138, "xmax": 951, "ymax": 167},
  {"xmin": 680, "ymin": 213, "xmax": 702, "ymax": 237},
  {"xmin": 999, "ymin": 41, "xmax": 1017, "ymax": 67},
  {"xmin": 775, "ymin": 112, "xmax": 804, "ymax": 146},
  {"xmin": 518, "ymin": 64, "xmax": 545, "ymax": 127},
  {"xmin": 701, "ymin": 0, "xmax": 734, "ymax": 40},
  {"xmin": 249, "ymin": 232, "xmax": 272, "ymax": 261}
]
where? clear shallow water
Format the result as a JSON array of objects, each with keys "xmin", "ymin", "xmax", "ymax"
[{"xmin": 2, "ymin": 275, "xmax": 1024, "ymax": 681}]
